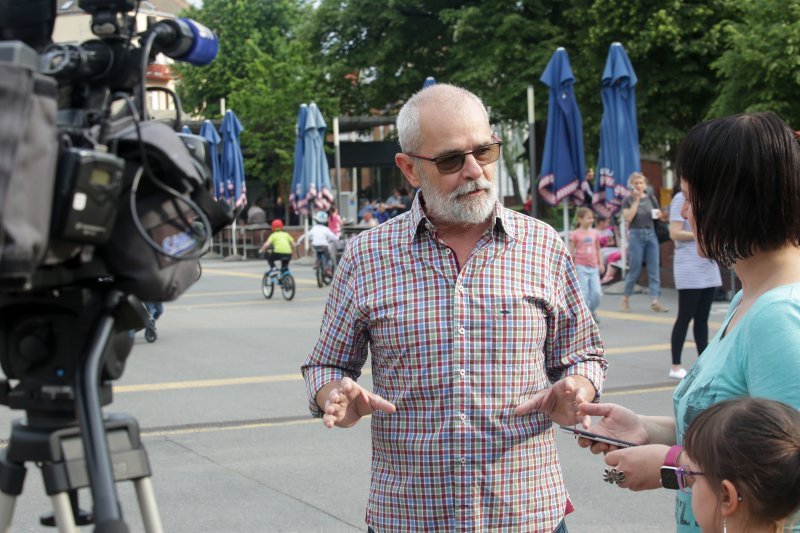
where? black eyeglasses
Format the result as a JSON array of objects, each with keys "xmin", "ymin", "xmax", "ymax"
[{"xmin": 406, "ymin": 139, "xmax": 502, "ymax": 174}]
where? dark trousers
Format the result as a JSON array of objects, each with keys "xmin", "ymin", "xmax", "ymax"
[
  {"xmin": 267, "ymin": 252, "xmax": 292, "ymax": 272},
  {"xmin": 670, "ymin": 287, "xmax": 716, "ymax": 365},
  {"xmin": 368, "ymin": 519, "xmax": 568, "ymax": 532}
]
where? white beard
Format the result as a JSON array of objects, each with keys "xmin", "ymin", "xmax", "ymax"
[{"xmin": 420, "ymin": 175, "xmax": 498, "ymax": 225}]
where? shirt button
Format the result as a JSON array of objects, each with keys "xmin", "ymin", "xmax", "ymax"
[
  {"xmin": 445, "ymin": 248, "xmax": 452, "ymax": 254},
  {"xmin": 460, "ymin": 413, "xmax": 467, "ymax": 421},
  {"xmin": 460, "ymin": 457, "xmax": 467, "ymax": 465},
  {"xmin": 457, "ymin": 284, "xmax": 465, "ymax": 293},
  {"xmin": 459, "ymin": 369, "xmax": 466, "ymax": 377},
  {"xmin": 458, "ymin": 327, "xmax": 465, "ymax": 335}
]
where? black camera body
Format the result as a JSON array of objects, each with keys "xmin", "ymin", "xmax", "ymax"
[{"xmin": 0, "ymin": 0, "xmax": 231, "ymax": 412}]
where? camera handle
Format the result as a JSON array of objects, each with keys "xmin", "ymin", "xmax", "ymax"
[{"xmin": 0, "ymin": 291, "xmax": 164, "ymax": 532}]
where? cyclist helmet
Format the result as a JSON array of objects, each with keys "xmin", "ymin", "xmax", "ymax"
[
  {"xmin": 313, "ymin": 211, "xmax": 329, "ymax": 225},
  {"xmin": 271, "ymin": 219, "xmax": 284, "ymax": 231}
]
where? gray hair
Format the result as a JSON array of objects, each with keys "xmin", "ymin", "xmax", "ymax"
[{"xmin": 396, "ymin": 83, "xmax": 489, "ymax": 153}]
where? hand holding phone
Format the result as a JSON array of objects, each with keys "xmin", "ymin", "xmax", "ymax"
[{"xmin": 559, "ymin": 426, "xmax": 638, "ymax": 448}]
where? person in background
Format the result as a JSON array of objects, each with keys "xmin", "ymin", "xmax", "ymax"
[
  {"xmin": 682, "ymin": 398, "xmax": 800, "ymax": 533},
  {"xmin": 575, "ymin": 111, "xmax": 800, "ymax": 533},
  {"xmin": 667, "ymin": 183, "xmax": 721, "ymax": 380},
  {"xmin": 302, "ymin": 211, "xmax": 340, "ymax": 268},
  {"xmin": 259, "ymin": 219, "xmax": 295, "ymax": 274},
  {"xmin": 302, "ymin": 83, "xmax": 606, "ymax": 533},
  {"xmin": 374, "ymin": 202, "xmax": 389, "ymax": 224},
  {"xmin": 356, "ymin": 209, "xmax": 378, "ymax": 228},
  {"xmin": 619, "ymin": 172, "xmax": 669, "ymax": 313},
  {"xmin": 569, "ymin": 207, "xmax": 605, "ymax": 323},
  {"xmin": 327, "ymin": 205, "xmax": 342, "ymax": 237},
  {"xmin": 247, "ymin": 199, "xmax": 267, "ymax": 225}
]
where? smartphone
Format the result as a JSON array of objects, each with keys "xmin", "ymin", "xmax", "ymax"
[{"xmin": 559, "ymin": 426, "xmax": 638, "ymax": 448}]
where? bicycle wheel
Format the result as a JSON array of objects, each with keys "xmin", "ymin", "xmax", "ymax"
[
  {"xmin": 262, "ymin": 272, "xmax": 275, "ymax": 299},
  {"xmin": 281, "ymin": 273, "xmax": 296, "ymax": 301},
  {"xmin": 322, "ymin": 257, "xmax": 334, "ymax": 286},
  {"xmin": 315, "ymin": 262, "xmax": 324, "ymax": 288}
]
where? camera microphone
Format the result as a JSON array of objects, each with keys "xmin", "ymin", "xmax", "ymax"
[{"xmin": 148, "ymin": 18, "xmax": 218, "ymax": 66}]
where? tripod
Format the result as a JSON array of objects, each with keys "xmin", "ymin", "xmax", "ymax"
[
  {"xmin": 0, "ymin": 289, "xmax": 164, "ymax": 532},
  {"xmin": 0, "ymin": 414, "xmax": 162, "ymax": 532}
]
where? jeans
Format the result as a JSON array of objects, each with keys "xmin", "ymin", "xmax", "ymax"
[
  {"xmin": 575, "ymin": 265, "xmax": 602, "ymax": 313},
  {"xmin": 623, "ymin": 227, "xmax": 661, "ymax": 298}
]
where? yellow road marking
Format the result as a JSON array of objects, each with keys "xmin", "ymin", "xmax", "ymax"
[
  {"xmin": 114, "ymin": 370, "xmax": 373, "ymax": 393},
  {"xmin": 143, "ymin": 418, "xmax": 319, "ymax": 437},
  {"xmin": 168, "ymin": 296, "xmax": 327, "ymax": 309},
  {"xmin": 202, "ymin": 267, "xmax": 319, "ymax": 287},
  {"xmin": 597, "ymin": 309, "xmax": 722, "ymax": 329}
]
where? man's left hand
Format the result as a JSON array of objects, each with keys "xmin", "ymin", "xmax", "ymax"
[{"xmin": 514, "ymin": 375, "xmax": 596, "ymax": 428}]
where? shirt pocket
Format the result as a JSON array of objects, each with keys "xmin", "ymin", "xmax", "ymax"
[{"xmin": 492, "ymin": 296, "xmax": 547, "ymax": 367}]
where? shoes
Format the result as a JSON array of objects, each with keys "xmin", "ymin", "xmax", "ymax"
[
  {"xmin": 619, "ymin": 298, "xmax": 631, "ymax": 312},
  {"xmin": 651, "ymin": 302, "xmax": 670, "ymax": 313},
  {"xmin": 669, "ymin": 367, "xmax": 687, "ymax": 380}
]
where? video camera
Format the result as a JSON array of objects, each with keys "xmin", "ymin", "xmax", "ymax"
[
  {"xmin": 0, "ymin": 1, "xmax": 233, "ymax": 529},
  {"xmin": 0, "ymin": 0, "xmax": 231, "ymax": 405}
]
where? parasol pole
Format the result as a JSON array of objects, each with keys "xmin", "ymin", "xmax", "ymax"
[
  {"xmin": 334, "ymin": 117, "xmax": 341, "ymax": 213},
  {"xmin": 620, "ymin": 216, "xmax": 627, "ymax": 279},
  {"xmin": 527, "ymin": 85, "xmax": 538, "ymax": 218},
  {"xmin": 562, "ymin": 200, "xmax": 569, "ymax": 243}
]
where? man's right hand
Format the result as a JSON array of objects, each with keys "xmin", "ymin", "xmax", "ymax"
[{"xmin": 320, "ymin": 377, "xmax": 396, "ymax": 428}]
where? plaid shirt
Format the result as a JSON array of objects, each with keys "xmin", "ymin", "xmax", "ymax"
[{"xmin": 302, "ymin": 194, "xmax": 607, "ymax": 532}]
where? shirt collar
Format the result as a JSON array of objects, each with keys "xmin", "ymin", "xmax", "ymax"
[{"xmin": 407, "ymin": 190, "xmax": 516, "ymax": 244}]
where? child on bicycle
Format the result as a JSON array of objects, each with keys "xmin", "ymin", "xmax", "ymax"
[
  {"xmin": 304, "ymin": 211, "xmax": 340, "ymax": 268},
  {"xmin": 259, "ymin": 219, "xmax": 296, "ymax": 274}
]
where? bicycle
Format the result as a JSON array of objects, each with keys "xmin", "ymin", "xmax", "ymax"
[
  {"xmin": 262, "ymin": 267, "xmax": 296, "ymax": 301},
  {"xmin": 313, "ymin": 245, "xmax": 335, "ymax": 288}
]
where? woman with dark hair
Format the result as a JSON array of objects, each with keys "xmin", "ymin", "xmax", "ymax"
[{"xmin": 574, "ymin": 112, "xmax": 800, "ymax": 532}]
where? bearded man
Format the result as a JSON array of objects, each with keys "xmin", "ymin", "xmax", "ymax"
[{"xmin": 301, "ymin": 84, "xmax": 607, "ymax": 533}]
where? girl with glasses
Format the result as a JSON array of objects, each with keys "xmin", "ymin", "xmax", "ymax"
[{"xmin": 682, "ymin": 398, "xmax": 800, "ymax": 533}]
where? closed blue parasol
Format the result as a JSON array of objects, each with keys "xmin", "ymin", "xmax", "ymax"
[
  {"xmin": 302, "ymin": 102, "xmax": 333, "ymax": 213},
  {"xmin": 422, "ymin": 76, "xmax": 437, "ymax": 88},
  {"xmin": 289, "ymin": 104, "xmax": 309, "ymax": 214},
  {"xmin": 199, "ymin": 119, "xmax": 223, "ymax": 199},
  {"xmin": 180, "ymin": 125, "xmax": 192, "ymax": 134},
  {"xmin": 538, "ymin": 47, "xmax": 586, "ymax": 209},
  {"xmin": 220, "ymin": 110, "xmax": 247, "ymax": 209},
  {"xmin": 593, "ymin": 42, "xmax": 640, "ymax": 217}
]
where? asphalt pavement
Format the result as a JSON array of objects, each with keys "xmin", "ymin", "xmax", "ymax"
[{"xmin": 0, "ymin": 255, "xmax": 734, "ymax": 532}]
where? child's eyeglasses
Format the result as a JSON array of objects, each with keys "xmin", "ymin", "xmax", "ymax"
[
  {"xmin": 676, "ymin": 466, "xmax": 705, "ymax": 493},
  {"xmin": 406, "ymin": 138, "xmax": 502, "ymax": 174}
]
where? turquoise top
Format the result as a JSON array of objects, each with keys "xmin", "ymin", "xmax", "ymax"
[{"xmin": 673, "ymin": 284, "xmax": 800, "ymax": 531}]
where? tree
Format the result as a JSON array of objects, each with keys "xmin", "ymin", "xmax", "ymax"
[
  {"xmin": 562, "ymin": 0, "xmax": 733, "ymax": 164},
  {"xmin": 710, "ymin": 0, "xmax": 800, "ymax": 126},
  {"xmin": 175, "ymin": 0, "xmax": 337, "ymax": 190}
]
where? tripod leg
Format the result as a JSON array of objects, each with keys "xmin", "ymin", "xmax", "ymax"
[
  {"xmin": 50, "ymin": 492, "xmax": 79, "ymax": 533},
  {"xmin": 133, "ymin": 477, "xmax": 164, "ymax": 533},
  {"xmin": 0, "ymin": 492, "xmax": 18, "ymax": 532}
]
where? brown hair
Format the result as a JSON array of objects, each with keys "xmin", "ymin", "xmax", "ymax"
[
  {"xmin": 575, "ymin": 207, "xmax": 594, "ymax": 220},
  {"xmin": 684, "ymin": 397, "xmax": 800, "ymax": 529}
]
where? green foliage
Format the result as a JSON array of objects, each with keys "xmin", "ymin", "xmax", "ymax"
[
  {"xmin": 175, "ymin": 0, "xmax": 338, "ymax": 189},
  {"xmin": 710, "ymin": 0, "xmax": 800, "ymax": 127},
  {"xmin": 563, "ymin": 0, "xmax": 732, "ymax": 162}
]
